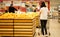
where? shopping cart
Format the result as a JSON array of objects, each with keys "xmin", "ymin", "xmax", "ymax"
[{"xmin": 47, "ymin": 15, "xmax": 51, "ymax": 36}]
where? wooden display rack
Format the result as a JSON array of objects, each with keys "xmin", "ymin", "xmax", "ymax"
[
  {"xmin": 14, "ymin": 18, "xmax": 36, "ymax": 37},
  {"xmin": 35, "ymin": 15, "xmax": 40, "ymax": 28},
  {"xmin": 0, "ymin": 19, "xmax": 13, "ymax": 37},
  {"xmin": 0, "ymin": 18, "xmax": 36, "ymax": 37}
]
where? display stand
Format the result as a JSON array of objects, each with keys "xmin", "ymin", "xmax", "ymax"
[
  {"xmin": 35, "ymin": 15, "xmax": 40, "ymax": 28},
  {"xmin": 0, "ymin": 18, "xmax": 36, "ymax": 37},
  {"xmin": 0, "ymin": 18, "xmax": 13, "ymax": 36}
]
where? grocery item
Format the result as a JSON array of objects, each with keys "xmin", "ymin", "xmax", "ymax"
[{"xmin": 0, "ymin": 12, "xmax": 39, "ymax": 19}]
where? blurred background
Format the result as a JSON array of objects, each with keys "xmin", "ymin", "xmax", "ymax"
[{"xmin": 0, "ymin": 0, "xmax": 60, "ymax": 37}]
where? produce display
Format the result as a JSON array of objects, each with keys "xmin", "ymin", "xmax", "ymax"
[
  {"xmin": 0, "ymin": 12, "xmax": 40, "ymax": 27},
  {"xmin": 0, "ymin": 12, "xmax": 40, "ymax": 37},
  {"xmin": 0, "ymin": 18, "xmax": 36, "ymax": 37},
  {"xmin": 0, "ymin": 12, "xmax": 39, "ymax": 19}
]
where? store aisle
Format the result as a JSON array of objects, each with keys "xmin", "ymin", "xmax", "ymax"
[
  {"xmin": 35, "ymin": 19, "xmax": 60, "ymax": 37},
  {"xmin": 49, "ymin": 19, "xmax": 60, "ymax": 37}
]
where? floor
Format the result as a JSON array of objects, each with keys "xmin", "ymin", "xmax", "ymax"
[{"xmin": 35, "ymin": 19, "xmax": 60, "ymax": 37}]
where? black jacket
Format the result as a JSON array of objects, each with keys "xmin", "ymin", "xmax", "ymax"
[{"xmin": 9, "ymin": 7, "xmax": 17, "ymax": 13}]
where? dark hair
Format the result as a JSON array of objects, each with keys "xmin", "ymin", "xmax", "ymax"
[{"xmin": 40, "ymin": 2, "xmax": 46, "ymax": 8}]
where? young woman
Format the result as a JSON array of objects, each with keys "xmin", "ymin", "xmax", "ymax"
[{"xmin": 39, "ymin": 2, "xmax": 49, "ymax": 36}]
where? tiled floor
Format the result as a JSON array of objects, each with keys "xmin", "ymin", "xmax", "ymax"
[{"xmin": 35, "ymin": 19, "xmax": 60, "ymax": 37}]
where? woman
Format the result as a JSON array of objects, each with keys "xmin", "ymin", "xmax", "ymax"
[{"xmin": 39, "ymin": 2, "xmax": 49, "ymax": 36}]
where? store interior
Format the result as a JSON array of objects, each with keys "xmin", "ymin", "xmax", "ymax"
[{"xmin": 0, "ymin": 0, "xmax": 60, "ymax": 37}]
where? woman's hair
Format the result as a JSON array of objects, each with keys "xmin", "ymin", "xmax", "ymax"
[{"xmin": 40, "ymin": 2, "xmax": 46, "ymax": 8}]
